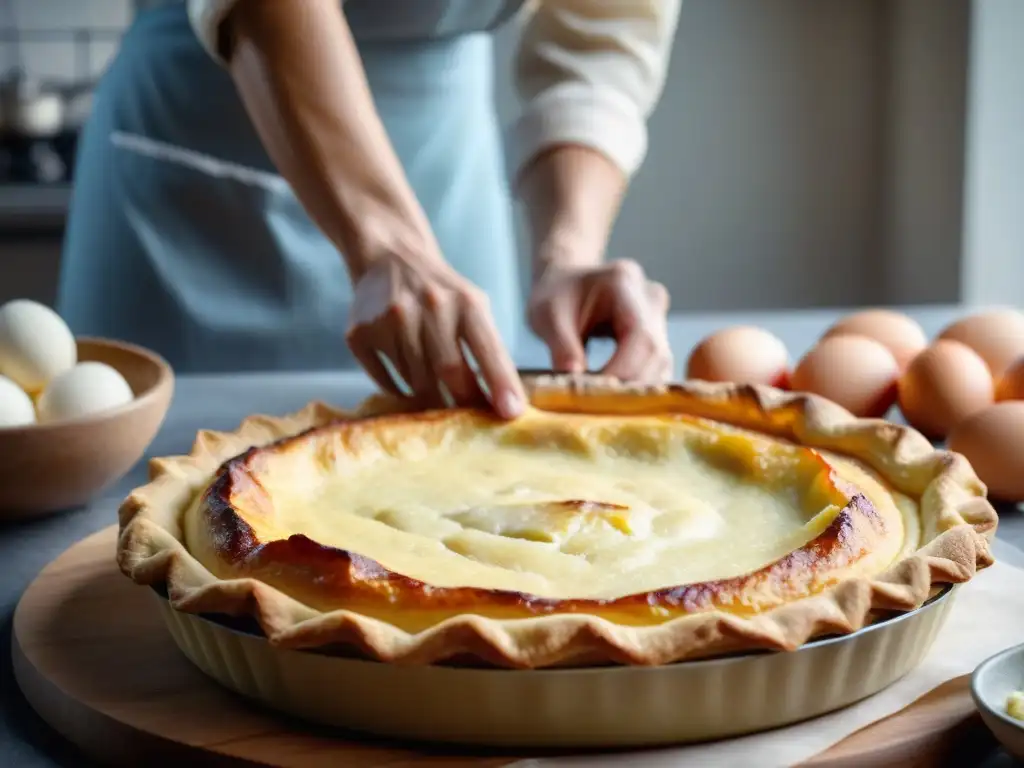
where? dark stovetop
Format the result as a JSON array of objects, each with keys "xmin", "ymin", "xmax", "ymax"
[{"xmin": 0, "ymin": 131, "xmax": 77, "ymax": 232}]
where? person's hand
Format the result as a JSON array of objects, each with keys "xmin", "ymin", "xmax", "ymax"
[
  {"xmin": 345, "ymin": 253, "xmax": 526, "ymax": 419},
  {"xmin": 527, "ymin": 259, "xmax": 673, "ymax": 382}
]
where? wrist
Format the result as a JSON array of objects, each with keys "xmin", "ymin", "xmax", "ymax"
[
  {"xmin": 531, "ymin": 230, "xmax": 603, "ymax": 286},
  {"xmin": 520, "ymin": 146, "xmax": 625, "ymax": 287},
  {"xmin": 340, "ymin": 193, "xmax": 442, "ymax": 282}
]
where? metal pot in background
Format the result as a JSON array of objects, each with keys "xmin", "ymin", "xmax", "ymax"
[{"xmin": 0, "ymin": 70, "xmax": 65, "ymax": 138}]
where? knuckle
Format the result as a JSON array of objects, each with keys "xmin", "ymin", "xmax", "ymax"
[
  {"xmin": 387, "ymin": 293, "xmax": 418, "ymax": 323},
  {"xmin": 635, "ymin": 330, "xmax": 658, "ymax": 354},
  {"xmin": 527, "ymin": 310, "xmax": 550, "ymax": 338},
  {"xmin": 422, "ymin": 286, "xmax": 447, "ymax": 311},
  {"xmin": 344, "ymin": 323, "xmax": 368, "ymax": 346},
  {"xmin": 609, "ymin": 258, "xmax": 644, "ymax": 282},
  {"xmin": 526, "ymin": 298, "xmax": 555, "ymax": 325},
  {"xmin": 460, "ymin": 287, "xmax": 490, "ymax": 313},
  {"xmin": 649, "ymin": 280, "xmax": 670, "ymax": 307}
]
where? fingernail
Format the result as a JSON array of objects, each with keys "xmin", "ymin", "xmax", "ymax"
[{"xmin": 499, "ymin": 391, "xmax": 523, "ymax": 419}]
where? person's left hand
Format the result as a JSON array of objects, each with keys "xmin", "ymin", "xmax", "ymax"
[{"xmin": 527, "ymin": 258, "xmax": 673, "ymax": 382}]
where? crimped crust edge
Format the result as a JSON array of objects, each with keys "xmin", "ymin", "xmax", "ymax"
[{"xmin": 116, "ymin": 375, "xmax": 997, "ymax": 669}]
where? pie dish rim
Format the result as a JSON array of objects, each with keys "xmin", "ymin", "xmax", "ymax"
[
  {"xmin": 151, "ymin": 579, "xmax": 960, "ymax": 747},
  {"xmin": 152, "ymin": 579, "xmax": 956, "ymax": 663},
  {"xmin": 117, "ymin": 375, "xmax": 998, "ymax": 669}
]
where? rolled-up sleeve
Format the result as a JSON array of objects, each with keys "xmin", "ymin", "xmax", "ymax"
[
  {"xmin": 187, "ymin": 0, "xmax": 241, "ymax": 64},
  {"xmin": 508, "ymin": 0, "xmax": 683, "ymax": 182}
]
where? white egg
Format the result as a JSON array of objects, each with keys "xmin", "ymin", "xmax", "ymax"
[
  {"xmin": 0, "ymin": 299, "xmax": 77, "ymax": 393},
  {"xmin": 0, "ymin": 374, "xmax": 36, "ymax": 427},
  {"xmin": 37, "ymin": 362, "xmax": 134, "ymax": 423}
]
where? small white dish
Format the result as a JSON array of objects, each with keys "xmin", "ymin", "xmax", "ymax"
[{"xmin": 971, "ymin": 642, "xmax": 1024, "ymax": 760}]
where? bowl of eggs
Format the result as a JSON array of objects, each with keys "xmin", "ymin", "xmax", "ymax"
[
  {"xmin": 0, "ymin": 299, "xmax": 174, "ymax": 517},
  {"xmin": 685, "ymin": 306, "xmax": 1024, "ymax": 506}
]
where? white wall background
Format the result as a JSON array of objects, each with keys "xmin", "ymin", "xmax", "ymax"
[
  {"xmin": 961, "ymin": 0, "xmax": 1024, "ymax": 308},
  {"xmin": 1, "ymin": 0, "xmax": 1020, "ymax": 312},
  {"xmin": 877, "ymin": 0, "xmax": 968, "ymax": 306},
  {"xmin": 498, "ymin": 0, "xmax": 891, "ymax": 310},
  {"xmin": 493, "ymin": 0, "xmax": 975, "ymax": 311}
]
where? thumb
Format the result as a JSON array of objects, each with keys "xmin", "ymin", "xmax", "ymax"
[{"xmin": 538, "ymin": 302, "xmax": 587, "ymax": 373}]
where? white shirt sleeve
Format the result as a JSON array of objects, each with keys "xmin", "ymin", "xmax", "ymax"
[
  {"xmin": 508, "ymin": 0, "xmax": 683, "ymax": 182},
  {"xmin": 188, "ymin": 0, "xmax": 682, "ymax": 180}
]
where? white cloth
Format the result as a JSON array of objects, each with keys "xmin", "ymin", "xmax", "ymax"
[{"xmin": 185, "ymin": 0, "xmax": 683, "ymax": 180}]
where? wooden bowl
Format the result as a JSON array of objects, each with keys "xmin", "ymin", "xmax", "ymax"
[{"xmin": 0, "ymin": 337, "xmax": 174, "ymax": 518}]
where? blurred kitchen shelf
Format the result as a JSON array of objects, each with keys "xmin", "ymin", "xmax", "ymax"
[{"xmin": 0, "ymin": 184, "xmax": 70, "ymax": 233}]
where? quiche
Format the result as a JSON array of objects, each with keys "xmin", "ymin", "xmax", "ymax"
[{"xmin": 117, "ymin": 375, "xmax": 997, "ymax": 669}]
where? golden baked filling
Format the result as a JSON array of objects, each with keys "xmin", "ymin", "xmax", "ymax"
[
  {"xmin": 118, "ymin": 376, "xmax": 997, "ymax": 668},
  {"xmin": 186, "ymin": 409, "xmax": 919, "ymax": 632}
]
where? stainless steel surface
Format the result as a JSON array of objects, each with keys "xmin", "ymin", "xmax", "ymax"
[{"xmin": 1, "ymin": 306, "xmax": 1021, "ymax": 765}]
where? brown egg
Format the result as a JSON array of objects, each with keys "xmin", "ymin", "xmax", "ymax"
[
  {"xmin": 686, "ymin": 326, "xmax": 789, "ymax": 387},
  {"xmin": 996, "ymin": 357, "xmax": 1024, "ymax": 401},
  {"xmin": 948, "ymin": 401, "xmax": 1024, "ymax": 501},
  {"xmin": 790, "ymin": 334, "xmax": 899, "ymax": 417},
  {"xmin": 823, "ymin": 310, "xmax": 927, "ymax": 370},
  {"xmin": 938, "ymin": 309, "xmax": 1024, "ymax": 377},
  {"xmin": 897, "ymin": 340, "xmax": 994, "ymax": 439}
]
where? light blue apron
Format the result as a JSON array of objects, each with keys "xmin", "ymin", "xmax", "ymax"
[{"xmin": 57, "ymin": 1, "xmax": 524, "ymax": 374}]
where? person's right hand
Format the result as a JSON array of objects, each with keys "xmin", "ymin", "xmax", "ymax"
[{"xmin": 345, "ymin": 253, "xmax": 527, "ymax": 420}]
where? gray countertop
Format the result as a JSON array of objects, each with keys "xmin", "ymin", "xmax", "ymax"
[
  {"xmin": 0, "ymin": 184, "xmax": 70, "ymax": 232},
  {"xmin": 1, "ymin": 305, "xmax": 1021, "ymax": 767}
]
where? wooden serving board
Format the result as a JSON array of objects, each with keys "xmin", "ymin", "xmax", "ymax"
[{"xmin": 11, "ymin": 527, "xmax": 995, "ymax": 767}]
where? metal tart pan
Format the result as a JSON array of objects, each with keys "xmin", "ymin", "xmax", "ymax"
[{"xmin": 153, "ymin": 587, "xmax": 956, "ymax": 748}]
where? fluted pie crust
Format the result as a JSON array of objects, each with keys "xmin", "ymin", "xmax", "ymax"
[{"xmin": 118, "ymin": 376, "xmax": 997, "ymax": 669}]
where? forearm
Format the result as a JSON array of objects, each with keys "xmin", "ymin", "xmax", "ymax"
[
  {"xmin": 223, "ymin": 0, "xmax": 437, "ymax": 280},
  {"xmin": 517, "ymin": 145, "xmax": 627, "ymax": 280}
]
